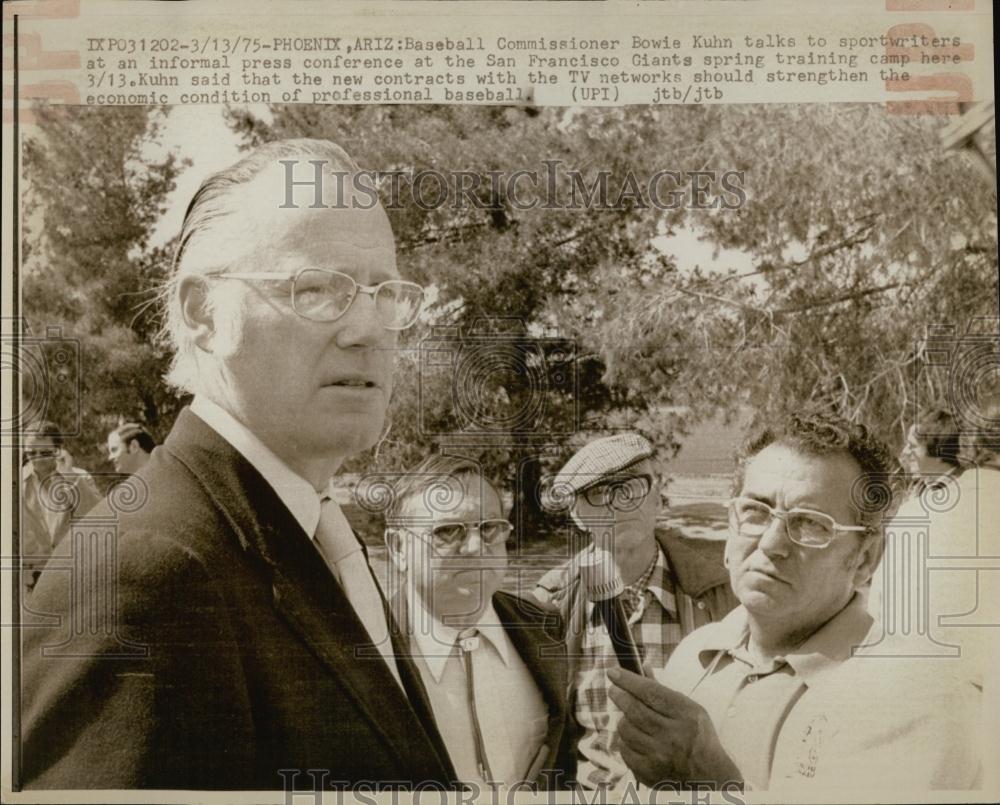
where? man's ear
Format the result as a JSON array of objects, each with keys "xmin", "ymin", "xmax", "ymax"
[
  {"xmin": 852, "ymin": 531, "xmax": 884, "ymax": 589},
  {"xmin": 127, "ymin": 440, "xmax": 139, "ymax": 455},
  {"xmin": 385, "ymin": 528, "xmax": 407, "ymax": 572},
  {"xmin": 178, "ymin": 274, "xmax": 216, "ymax": 352}
]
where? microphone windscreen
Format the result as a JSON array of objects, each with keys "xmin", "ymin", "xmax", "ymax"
[{"xmin": 580, "ymin": 548, "xmax": 625, "ymax": 603}]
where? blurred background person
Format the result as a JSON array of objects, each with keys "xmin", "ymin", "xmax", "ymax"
[
  {"xmin": 900, "ymin": 407, "xmax": 963, "ymax": 492},
  {"xmin": 919, "ymin": 403, "xmax": 1000, "ymax": 686},
  {"xmin": 21, "ymin": 421, "xmax": 100, "ymax": 594},
  {"xmin": 870, "ymin": 400, "xmax": 1000, "ymax": 692},
  {"xmin": 107, "ymin": 421, "xmax": 155, "ymax": 475}
]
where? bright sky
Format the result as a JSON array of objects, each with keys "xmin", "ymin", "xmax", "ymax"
[{"xmin": 149, "ymin": 105, "xmax": 266, "ymax": 247}]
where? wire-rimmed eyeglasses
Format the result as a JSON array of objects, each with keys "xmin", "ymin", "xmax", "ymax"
[{"xmin": 206, "ymin": 267, "xmax": 425, "ymax": 330}]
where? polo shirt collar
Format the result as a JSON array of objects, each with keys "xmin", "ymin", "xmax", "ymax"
[
  {"xmin": 190, "ymin": 396, "xmax": 322, "ymax": 538},
  {"xmin": 411, "ymin": 595, "xmax": 510, "ymax": 683},
  {"xmin": 696, "ymin": 593, "xmax": 873, "ymax": 686},
  {"xmin": 782, "ymin": 594, "xmax": 873, "ymax": 684}
]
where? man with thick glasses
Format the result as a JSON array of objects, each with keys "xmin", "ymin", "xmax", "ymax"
[
  {"xmin": 21, "ymin": 420, "xmax": 100, "ymax": 595},
  {"xmin": 531, "ymin": 433, "xmax": 736, "ymax": 792},
  {"xmin": 21, "ymin": 140, "xmax": 455, "ymax": 789},
  {"xmin": 609, "ymin": 413, "xmax": 983, "ymax": 791},
  {"xmin": 383, "ymin": 454, "xmax": 575, "ymax": 789}
]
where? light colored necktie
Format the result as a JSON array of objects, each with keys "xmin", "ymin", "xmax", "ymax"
[
  {"xmin": 458, "ymin": 627, "xmax": 494, "ymax": 782},
  {"xmin": 314, "ymin": 495, "xmax": 403, "ymax": 690}
]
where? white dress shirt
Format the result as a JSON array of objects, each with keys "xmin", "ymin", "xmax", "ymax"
[
  {"xmin": 409, "ymin": 596, "xmax": 549, "ymax": 787},
  {"xmin": 191, "ymin": 396, "xmax": 323, "ymax": 536}
]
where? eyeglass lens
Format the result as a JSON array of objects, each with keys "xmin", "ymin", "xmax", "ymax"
[
  {"xmin": 732, "ymin": 499, "xmax": 834, "ymax": 546},
  {"xmin": 292, "ymin": 269, "xmax": 423, "ymax": 328},
  {"xmin": 430, "ymin": 519, "xmax": 512, "ymax": 548},
  {"xmin": 584, "ymin": 475, "xmax": 652, "ymax": 507}
]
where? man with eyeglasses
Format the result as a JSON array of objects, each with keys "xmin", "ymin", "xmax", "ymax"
[
  {"xmin": 22, "ymin": 140, "xmax": 455, "ymax": 789},
  {"xmin": 21, "ymin": 421, "xmax": 100, "ymax": 595},
  {"xmin": 609, "ymin": 413, "xmax": 983, "ymax": 792},
  {"xmin": 383, "ymin": 454, "xmax": 575, "ymax": 790},
  {"xmin": 531, "ymin": 433, "xmax": 737, "ymax": 792}
]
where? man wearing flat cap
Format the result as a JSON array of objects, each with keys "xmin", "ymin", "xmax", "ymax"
[{"xmin": 531, "ymin": 433, "xmax": 737, "ymax": 791}]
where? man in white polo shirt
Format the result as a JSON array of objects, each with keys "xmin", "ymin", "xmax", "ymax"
[{"xmin": 609, "ymin": 413, "xmax": 983, "ymax": 792}]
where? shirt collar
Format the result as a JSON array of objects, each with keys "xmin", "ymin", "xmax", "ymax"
[
  {"xmin": 190, "ymin": 396, "xmax": 322, "ymax": 538},
  {"xmin": 410, "ymin": 596, "xmax": 509, "ymax": 683},
  {"xmin": 696, "ymin": 593, "xmax": 873, "ymax": 686},
  {"xmin": 642, "ymin": 548, "xmax": 674, "ymax": 612},
  {"xmin": 782, "ymin": 594, "xmax": 873, "ymax": 683}
]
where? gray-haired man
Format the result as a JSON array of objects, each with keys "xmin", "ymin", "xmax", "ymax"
[{"xmin": 22, "ymin": 139, "xmax": 454, "ymax": 789}]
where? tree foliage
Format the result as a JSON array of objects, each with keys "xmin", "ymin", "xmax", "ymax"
[
  {"xmin": 589, "ymin": 105, "xmax": 998, "ymax": 446},
  {"xmin": 22, "ymin": 104, "xmax": 187, "ymax": 475},
  {"xmin": 228, "ymin": 103, "xmax": 997, "ymax": 502},
  {"xmin": 20, "ymin": 102, "xmax": 997, "ymax": 509}
]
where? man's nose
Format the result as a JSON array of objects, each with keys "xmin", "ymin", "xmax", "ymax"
[
  {"xmin": 334, "ymin": 290, "xmax": 392, "ymax": 348},
  {"xmin": 757, "ymin": 514, "xmax": 791, "ymax": 557},
  {"xmin": 458, "ymin": 528, "xmax": 482, "ymax": 555}
]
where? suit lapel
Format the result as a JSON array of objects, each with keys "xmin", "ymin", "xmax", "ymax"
[
  {"xmin": 492, "ymin": 593, "xmax": 568, "ymax": 738},
  {"xmin": 164, "ymin": 409, "xmax": 451, "ymax": 776}
]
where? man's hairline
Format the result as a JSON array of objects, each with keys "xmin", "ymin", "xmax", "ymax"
[
  {"xmin": 391, "ymin": 469, "xmax": 505, "ymax": 525},
  {"xmin": 738, "ymin": 441, "xmax": 877, "ymax": 535}
]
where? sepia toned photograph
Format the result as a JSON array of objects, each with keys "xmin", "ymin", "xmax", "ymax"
[{"xmin": 3, "ymin": 2, "xmax": 998, "ymax": 803}]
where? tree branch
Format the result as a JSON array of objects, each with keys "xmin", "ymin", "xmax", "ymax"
[
  {"xmin": 675, "ymin": 286, "xmax": 766, "ymax": 314},
  {"xmin": 774, "ymin": 282, "xmax": 904, "ymax": 315},
  {"xmin": 711, "ymin": 214, "xmax": 882, "ymax": 287}
]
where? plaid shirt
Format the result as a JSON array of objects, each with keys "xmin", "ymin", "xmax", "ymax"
[{"xmin": 575, "ymin": 547, "xmax": 684, "ymax": 790}]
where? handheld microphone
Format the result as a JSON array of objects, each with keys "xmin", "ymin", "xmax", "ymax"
[{"xmin": 580, "ymin": 548, "xmax": 645, "ymax": 676}]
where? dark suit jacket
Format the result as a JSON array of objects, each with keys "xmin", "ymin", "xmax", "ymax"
[
  {"xmin": 20, "ymin": 409, "xmax": 455, "ymax": 790},
  {"xmin": 390, "ymin": 587, "xmax": 577, "ymax": 789}
]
